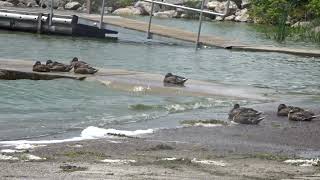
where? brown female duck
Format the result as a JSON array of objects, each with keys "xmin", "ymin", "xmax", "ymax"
[{"xmin": 32, "ymin": 61, "xmax": 50, "ymax": 72}]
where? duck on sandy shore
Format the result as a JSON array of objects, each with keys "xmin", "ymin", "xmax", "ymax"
[
  {"xmin": 288, "ymin": 108, "xmax": 317, "ymax": 121},
  {"xmin": 163, "ymin": 73, "xmax": 188, "ymax": 86},
  {"xmin": 228, "ymin": 104, "xmax": 264, "ymax": 125},
  {"xmin": 32, "ymin": 61, "xmax": 50, "ymax": 72},
  {"xmin": 46, "ymin": 60, "xmax": 72, "ymax": 72},
  {"xmin": 277, "ymin": 104, "xmax": 305, "ymax": 116}
]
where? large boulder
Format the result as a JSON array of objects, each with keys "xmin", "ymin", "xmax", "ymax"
[
  {"xmin": 215, "ymin": 1, "xmax": 238, "ymax": 15},
  {"xmin": 0, "ymin": 1, "xmax": 14, "ymax": 7},
  {"xmin": 215, "ymin": 16, "xmax": 223, "ymax": 21},
  {"xmin": 134, "ymin": 1, "xmax": 160, "ymax": 15},
  {"xmin": 18, "ymin": 0, "xmax": 39, "ymax": 7},
  {"xmin": 206, "ymin": 0, "xmax": 220, "ymax": 11},
  {"xmin": 291, "ymin": 21, "xmax": 311, "ymax": 28},
  {"xmin": 64, "ymin": 2, "xmax": 81, "ymax": 10},
  {"xmin": 241, "ymin": 0, "xmax": 250, "ymax": 9},
  {"xmin": 313, "ymin": 26, "xmax": 320, "ymax": 33},
  {"xmin": 234, "ymin": 8, "xmax": 249, "ymax": 22},
  {"xmin": 39, "ymin": 0, "xmax": 67, "ymax": 9},
  {"xmin": 112, "ymin": 6, "xmax": 142, "ymax": 16},
  {"xmin": 224, "ymin": 14, "xmax": 235, "ymax": 21},
  {"xmin": 154, "ymin": 10, "xmax": 178, "ymax": 18}
]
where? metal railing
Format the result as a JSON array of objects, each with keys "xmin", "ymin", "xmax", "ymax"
[{"xmin": 143, "ymin": 0, "xmax": 231, "ymax": 49}]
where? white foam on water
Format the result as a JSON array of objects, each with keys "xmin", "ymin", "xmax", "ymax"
[
  {"xmin": 0, "ymin": 154, "xmax": 18, "ymax": 161},
  {"xmin": 284, "ymin": 159, "xmax": 320, "ymax": 167},
  {"xmin": 0, "ymin": 149, "xmax": 24, "ymax": 153},
  {"xmin": 191, "ymin": 158, "xmax": 227, "ymax": 167},
  {"xmin": 192, "ymin": 123, "xmax": 223, "ymax": 127},
  {"xmin": 100, "ymin": 159, "xmax": 136, "ymax": 164},
  {"xmin": 81, "ymin": 126, "xmax": 154, "ymax": 138},
  {"xmin": 161, "ymin": 157, "xmax": 177, "ymax": 161},
  {"xmin": 0, "ymin": 126, "xmax": 154, "ymax": 147},
  {"xmin": 133, "ymin": 86, "xmax": 147, "ymax": 92},
  {"xmin": 23, "ymin": 154, "xmax": 46, "ymax": 161},
  {"xmin": 15, "ymin": 144, "xmax": 46, "ymax": 150}
]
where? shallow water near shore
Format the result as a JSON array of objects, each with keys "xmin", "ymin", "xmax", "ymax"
[{"xmin": 0, "ymin": 17, "xmax": 320, "ymax": 142}]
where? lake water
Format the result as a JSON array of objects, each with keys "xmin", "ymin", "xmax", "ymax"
[{"xmin": 0, "ymin": 17, "xmax": 319, "ymax": 142}]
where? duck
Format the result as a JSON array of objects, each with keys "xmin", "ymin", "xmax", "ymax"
[
  {"xmin": 277, "ymin": 104, "xmax": 304, "ymax": 116},
  {"xmin": 70, "ymin": 57, "xmax": 90, "ymax": 69},
  {"xmin": 32, "ymin": 61, "xmax": 50, "ymax": 72},
  {"xmin": 163, "ymin": 73, "xmax": 188, "ymax": 86},
  {"xmin": 228, "ymin": 104, "xmax": 264, "ymax": 125},
  {"xmin": 46, "ymin": 60, "xmax": 72, "ymax": 72},
  {"xmin": 288, "ymin": 108, "xmax": 317, "ymax": 121},
  {"xmin": 74, "ymin": 66, "xmax": 98, "ymax": 74}
]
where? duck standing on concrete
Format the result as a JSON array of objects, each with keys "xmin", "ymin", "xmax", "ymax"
[
  {"xmin": 46, "ymin": 60, "xmax": 72, "ymax": 72},
  {"xmin": 288, "ymin": 108, "xmax": 317, "ymax": 121},
  {"xmin": 163, "ymin": 73, "xmax": 188, "ymax": 86},
  {"xmin": 277, "ymin": 104, "xmax": 304, "ymax": 116},
  {"xmin": 32, "ymin": 61, "xmax": 50, "ymax": 72},
  {"xmin": 70, "ymin": 57, "xmax": 98, "ymax": 74},
  {"xmin": 228, "ymin": 104, "xmax": 264, "ymax": 125}
]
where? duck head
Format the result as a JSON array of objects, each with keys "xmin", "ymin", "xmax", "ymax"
[
  {"xmin": 34, "ymin": 61, "xmax": 41, "ymax": 66},
  {"xmin": 233, "ymin": 104, "xmax": 240, "ymax": 109},
  {"xmin": 71, "ymin": 57, "xmax": 78, "ymax": 63},
  {"xmin": 165, "ymin": 73, "xmax": 173, "ymax": 78},
  {"xmin": 46, "ymin": 60, "xmax": 53, "ymax": 65},
  {"xmin": 278, "ymin": 104, "xmax": 287, "ymax": 112}
]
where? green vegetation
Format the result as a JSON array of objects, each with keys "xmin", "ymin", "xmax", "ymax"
[
  {"xmin": 180, "ymin": 119, "xmax": 228, "ymax": 126},
  {"xmin": 250, "ymin": 0, "xmax": 320, "ymax": 43}
]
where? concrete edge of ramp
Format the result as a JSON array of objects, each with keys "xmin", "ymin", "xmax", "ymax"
[{"xmin": 0, "ymin": 59, "xmax": 273, "ymax": 101}]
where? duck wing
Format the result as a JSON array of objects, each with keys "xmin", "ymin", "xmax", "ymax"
[
  {"xmin": 233, "ymin": 113, "xmax": 264, "ymax": 125},
  {"xmin": 289, "ymin": 111, "xmax": 316, "ymax": 121}
]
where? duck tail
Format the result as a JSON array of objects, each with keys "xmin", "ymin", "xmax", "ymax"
[
  {"xmin": 254, "ymin": 117, "xmax": 265, "ymax": 124},
  {"xmin": 306, "ymin": 115, "xmax": 320, "ymax": 121},
  {"xmin": 76, "ymin": 76, "xmax": 86, "ymax": 81}
]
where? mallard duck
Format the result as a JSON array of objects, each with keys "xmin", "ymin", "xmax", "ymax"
[
  {"xmin": 32, "ymin": 61, "xmax": 50, "ymax": 72},
  {"xmin": 163, "ymin": 73, "xmax": 188, "ymax": 86},
  {"xmin": 70, "ymin": 57, "xmax": 90, "ymax": 69},
  {"xmin": 277, "ymin": 104, "xmax": 304, "ymax": 116},
  {"xmin": 74, "ymin": 66, "xmax": 98, "ymax": 74},
  {"xmin": 228, "ymin": 104, "xmax": 264, "ymax": 125},
  {"xmin": 46, "ymin": 60, "xmax": 72, "ymax": 72},
  {"xmin": 288, "ymin": 108, "xmax": 316, "ymax": 121}
]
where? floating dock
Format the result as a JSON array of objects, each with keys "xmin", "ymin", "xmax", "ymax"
[
  {"xmin": 0, "ymin": 59, "xmax": 272, "ymax": 100},
  {"xmin": 0, "ymin": 9, "xmax": 118, "ymax": 38}
]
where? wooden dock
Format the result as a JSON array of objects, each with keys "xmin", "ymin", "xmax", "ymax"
[
  {"xmin": 0, "ymin": 59, "xmax": 272, "ymax": 100},
  {"xmin": 2, "ymin": 7, "xmax": 320, "ymax": 57}
]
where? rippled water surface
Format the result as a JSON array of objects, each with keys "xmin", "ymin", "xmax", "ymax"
[{"xmin": 0, "ymin": 17, "xmax": 320, "ymax": 141}]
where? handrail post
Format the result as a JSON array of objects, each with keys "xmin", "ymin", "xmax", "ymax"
[
  {"xmin": 87, "ymin": 0, "xmax": 92, "ymax": 14},
  {"xmin": 195, "ymin": 0, "xmax": 205, "ymax": 49},
  {"xmin": 49, "ymin": 0, "xmax": 53, "ymax": 26},
  {"xmin": 99, "ymin": 0, "xmax": 106, "ymax": 29},
  {"xmin": 147, "ymin": 0, "xmax": 154, "ymax": 39}
]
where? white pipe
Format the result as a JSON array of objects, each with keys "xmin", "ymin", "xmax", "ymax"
[{"xmin": 142, "ymin": 0, "xmax": 230, "ymax": 16}]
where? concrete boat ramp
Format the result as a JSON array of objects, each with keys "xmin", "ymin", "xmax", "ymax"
[{"xmin": 0, "ymin": 59, "xmax": 272, "ymax": 100}]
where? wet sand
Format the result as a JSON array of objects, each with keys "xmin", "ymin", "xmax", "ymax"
[{"xmin": 1, "ymin": 104, "xmax": 320, "ymax": 179}]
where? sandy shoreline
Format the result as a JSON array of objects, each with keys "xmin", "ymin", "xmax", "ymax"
[{"xmin": 1, "ymin": 104, "xmax": 320, "ymax": 179}]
